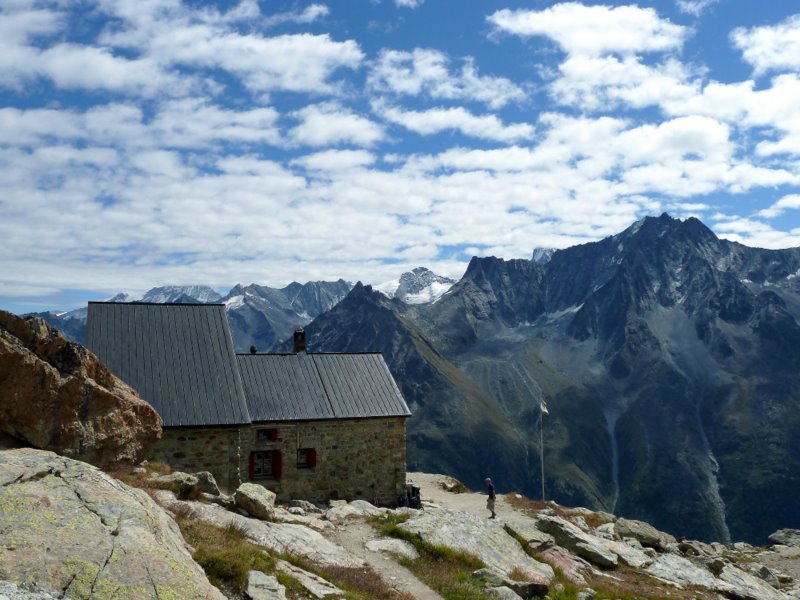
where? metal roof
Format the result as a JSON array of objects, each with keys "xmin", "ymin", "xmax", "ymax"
[
  {"xmin": 237, "ymin": 353, "xmax": 411, "ymax": 422},
  {"xmin": 86, "ymin": 302, "xmax": 251, "ymax": 427}
]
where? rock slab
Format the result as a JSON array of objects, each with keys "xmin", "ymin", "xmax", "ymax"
[
  {"xmin": 0, "ymin": 449, "xmax": 222, "ymax": 599},
  {"xmin": 0, "ymin": 312, "xmax": 161, "ymax": 467}
]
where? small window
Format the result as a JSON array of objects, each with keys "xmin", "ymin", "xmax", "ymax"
[
  {"xmin": 256, "ymin": 428, "xmax": 278, "ymax": 443},
  {"xmin": 249, "ymin": 450, "xmax": 282, "ymax": 480},
  {"xmin": 297, "ymin": 448, "xmax": 317, "ymax": 469}
]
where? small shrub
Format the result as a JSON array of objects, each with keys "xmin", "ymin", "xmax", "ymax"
[
  {"xmin": 176, "ymin": 516, "xmax": 273, "ymax": 593},
  {"xmin": 146, "ymin": 461, "xmax": 172, "ymax": 475}
]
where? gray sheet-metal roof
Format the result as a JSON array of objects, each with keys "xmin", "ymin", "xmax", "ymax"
[
  {"xmin": 237, "ymin": 353, "xmax": 411, "ymax": 422},
  {"xmin": 86, "ymin": 302, "xmax": 251, "ymax": 427}
]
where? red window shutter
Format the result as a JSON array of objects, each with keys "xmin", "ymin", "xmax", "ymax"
[
  {"xmin": 268, "ymin": 428, "xmax": 278, "ymax": 441},
  {"xmin": 248, "ymin": 452, "xmax": 255, "ymax": 481},
  {"xmin": 273, "ymin": 450, "xmax": 282, "ymax": 480},
  {"xmin": 308, "ymin": 448, "xmax": 317, "ymax": 468}
]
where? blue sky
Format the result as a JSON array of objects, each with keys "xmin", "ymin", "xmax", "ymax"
[{"xmin": 3, "ymin": 0, "xmax": 800, "ymax": 314}]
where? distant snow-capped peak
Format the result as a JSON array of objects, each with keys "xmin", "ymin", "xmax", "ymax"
[
  {"xmin": 140, "ymin": 285, "xmax": 222, "ymax": 304},
  {"xmin": 376, "ymin": 267, "xmax": 457, "ymax": 304},
  {"xmin": 531, "ymin": 248, "xmax": 556, "ymax": 265}
]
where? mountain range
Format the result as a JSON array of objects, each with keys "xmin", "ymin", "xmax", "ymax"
[
  {"xmin": 27, "ymin": 214, "xmax": 800, "ymax": 544},
  {"xmin": 280, "ymin": 214, "xmax": 800, "ymax": 545},
  {"xmin": 28, "ymin": 268, "xmax": 455, "ymax": 352}
]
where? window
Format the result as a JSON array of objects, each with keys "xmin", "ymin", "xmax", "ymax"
[
  {"xmin": 297, "ymin": 448, "xmax": 317, "ymax": 469},
  {"xmin": 256, "ymin": 428, "xmax": 278, "ymax": 443},
  {"xmin": 249, "ymin": 450, "xmax": 282, "ymax": 480}
]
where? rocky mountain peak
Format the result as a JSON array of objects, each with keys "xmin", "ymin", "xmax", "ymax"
[
  {"xmin": 376, "ymin": 267, "xmax": 456, "ymax": 304},
  {"xmin": 532, "ymin": 247, "xmax": 556, "ymax": 265}
]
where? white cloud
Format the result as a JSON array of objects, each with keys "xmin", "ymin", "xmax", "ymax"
[
  {"xmin": 288, "ymin": 103, "xmax": 385, "ymax": 147},
  {"xmin": 291, "ymin": 149, "xmax": 376, "ymax": 172},
  {"xmin": 487, "ymin": 3, "xmax": 686, "ymax": 56},
  {"xmin": 374, "ymin": 102, "xmax": 534, "ymax": 142},
  {"xmin": 368, "ymin": 48, "xmax": 526, "ymax": 109},
  {"xmin": 395, "ymin": 0, "xmax": 424, "ymax": 7},
  {"xmin": 713, "ymin": 216, "xmax": 800, "ymax": 249},
  {"xmin": 732, "ymin": 15, "xmax": 800, "ymax": 75},
  {"xmin": 676, "ymin": 0, "xmax": 719, "ymax": 17},
  {"xmin": 551, "ymin": 54, "xmax": 699, "ymax": 111},
  {"xmin": 264, "ymin": 4, "xmax": 330, "ymax": 27},
  {"xmin": 758, "ymin": 194, "xmax": 800, "ymax": 219}
]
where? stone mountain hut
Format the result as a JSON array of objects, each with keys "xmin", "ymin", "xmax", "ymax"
[{"xmin": 86, "ymin": 302, "xmax": 411, "ymax": 505}]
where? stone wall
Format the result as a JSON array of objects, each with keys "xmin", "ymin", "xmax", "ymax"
[
  {"xmin": 243, "ymin": 417, "xmax": 407, "ymax": 506},
  {"xmin": 151, "ymin": 417, "xmax": 408, "ymax": 504},
  {"xmin": 152, "ymin": 427, "xmax": 242, "ymax": 491}
]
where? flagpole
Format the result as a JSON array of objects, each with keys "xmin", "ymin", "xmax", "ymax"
[{"xmin": 539, "ymin": 400, "xmax": 548, "ymax": 502}]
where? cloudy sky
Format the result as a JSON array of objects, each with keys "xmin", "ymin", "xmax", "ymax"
[{"xmin": 3, "ymin": 0, "xmax": 800, "ymax": 313}]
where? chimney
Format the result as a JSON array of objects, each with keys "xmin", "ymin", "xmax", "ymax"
[
  {"xmin": 249, "ymin": 345, "xmax": 257, "ymax": 355},
  {"xmin": 293, "ymin": 328, "xmax": 307, "ymax": 353}
]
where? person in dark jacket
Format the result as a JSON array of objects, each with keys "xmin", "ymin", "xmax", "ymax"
[{"xmin": 485, "ymin": 477, "xmax": 496, "ymax": 519}]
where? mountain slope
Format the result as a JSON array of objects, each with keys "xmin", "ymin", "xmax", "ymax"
[{"xmin": 301, "ymin": 214, "xmax": 800, "ymax": 544}]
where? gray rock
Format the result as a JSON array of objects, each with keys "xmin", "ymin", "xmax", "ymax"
[
  {"xmin": 399, "ymin": 507, "xmax": 554, "ymax": 584},
  {"xmin": 502, "ymin": 520, "xmax": 554, "ymax": 547},
  {"xmin": 770, "ymin": 529, "xmax": 800, "ymax": 547},
  {"xmin": 235, "ymin": 482, "xmax": 277, "ymax": 520},
  {"xmin": 289, "ymin": 499, "xmax": 322, "ymax": 513},
  {"xmin": 473, "ymin": 568, "xmax": 549, "ymax": 598},
  {"xmin": 0, "ymin": 449, "xmax": 223, "ymax": 599},
  {"xmin": 472, "ymin": 568, "xmax": 505, "ymax": 586},
  {"xmin": 718, "ymin": 564, "xmax": 787, "ymax": 600},
  {"xmin": 288, "ymin": 506, "xmax": 306, "ymax": 515},
  {"xmin": 614, "ymin": 517, "xmax": 676, "ymax": 551},
  {"xmin": 325, "ymin": 500, "xmax": 385, "ymax": 522},
  {"xmin": 155, "ymin": 491, "xmax": 363, "ymax": 568},
  {"xmin": 645, "ymin": 554, "xmax": 731, "ymax": 592},
  {"xmin": 275, "ymin": 560, "xmax": 344, "ymax": 598},
  {"xmin": 536, "ymin": 545, "xmax": 590, "ymax": 586},
  {"xmin": 0, "ymin": 581, "xmax": 59, "ymax": 599},
  {"xmin": 193, "ymin": 471, "xmax": 220, "ymax": 495},
  {"xmin": 486, "ymin": 586, "xmax": 523, "ymax": 600},
  {"xmin": 594, "ymin": 522, "xmax": 616, "ymax": 540},
  {"xmin": 576, "ymin": 590, "xmax": 596, "ymax": 600},
  {"xmin": 246, "ymin": 571, "xmax": 286, "ymax": 600},
  {"xmin": 535, "ymin": 515, "xmax": 617, "ymax": 569},
  {"xmin": 152, "ymin": 471, "xmax": 199, "ymax": 496},
  {"xmin": 365, "ymin": 538, "xmax": 419, "ymax": 560}
]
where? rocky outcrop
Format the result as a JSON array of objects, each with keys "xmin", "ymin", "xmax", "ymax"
[
  {"xmin": 0, "ymin": 312, "xmax": 161, "ymax": 466},
  {"xmin": 614, "ymin": 517, "xmax": 676, "ymax": 551},
  {"xmin": 771, "ymin": 530, "xmax": 800, "ymax": 548},
  {"xmin": 0, "ymin": 448, "xmax": 222, "ymax": 599},
  {"xmin": 156, "ymin": 491, "xmax": 363, "ymax": 568},
  {"xmin": 399, "ymin": 507, "xmax": 555, "ymax": 584}
]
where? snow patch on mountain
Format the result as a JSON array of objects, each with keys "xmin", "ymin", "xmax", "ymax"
[
  {"xmin": 225, "ymin": 295, "xmax": 245, "ymax": 310},
  {"xmin": 140, "ymin": 286, "xmax": 222, "ymax": 304},
  {"xmin": 531, "ymin": 248, "xmax": 556, "ymax": 265},
  {"xmin": 377, "ymin": 267, "xmax": 457, "ymax": 304}
]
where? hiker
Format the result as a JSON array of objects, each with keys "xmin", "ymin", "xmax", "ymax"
[{"xmin": 485, "ymin": 477, "xmax": 496, "ymax": 519}]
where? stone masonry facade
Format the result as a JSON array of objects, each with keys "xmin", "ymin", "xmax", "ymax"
[
  {"xmin": 152, "ymin": 427, "xmax": 242, "ymax": 491},
  {"xmin": 152, "ymin": 416, "xmax": 407, "ymax": 505}
]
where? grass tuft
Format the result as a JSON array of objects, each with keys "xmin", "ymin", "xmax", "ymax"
[{"xmin": 369, "ymin": 513, "xmax": 487, "ymax": 600}]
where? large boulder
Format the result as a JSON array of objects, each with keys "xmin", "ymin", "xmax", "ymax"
[
  {"xmin": 535, "ymin": 515, "xmax": 618, "ymax": 569},
  {"xmin": 614, "ymin": 517, "xmax": 676, "ymax": 551},
  {"xmin": 234, "ymin": 482, "xmax": 277, "ymax": 520},
  {"xmin": 0, "ymin": 448, "xmax": 223, "ymax": 599},
  {"xmin": 0, "ymin": 312, "xmax": 161, "ymax": 466}
]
